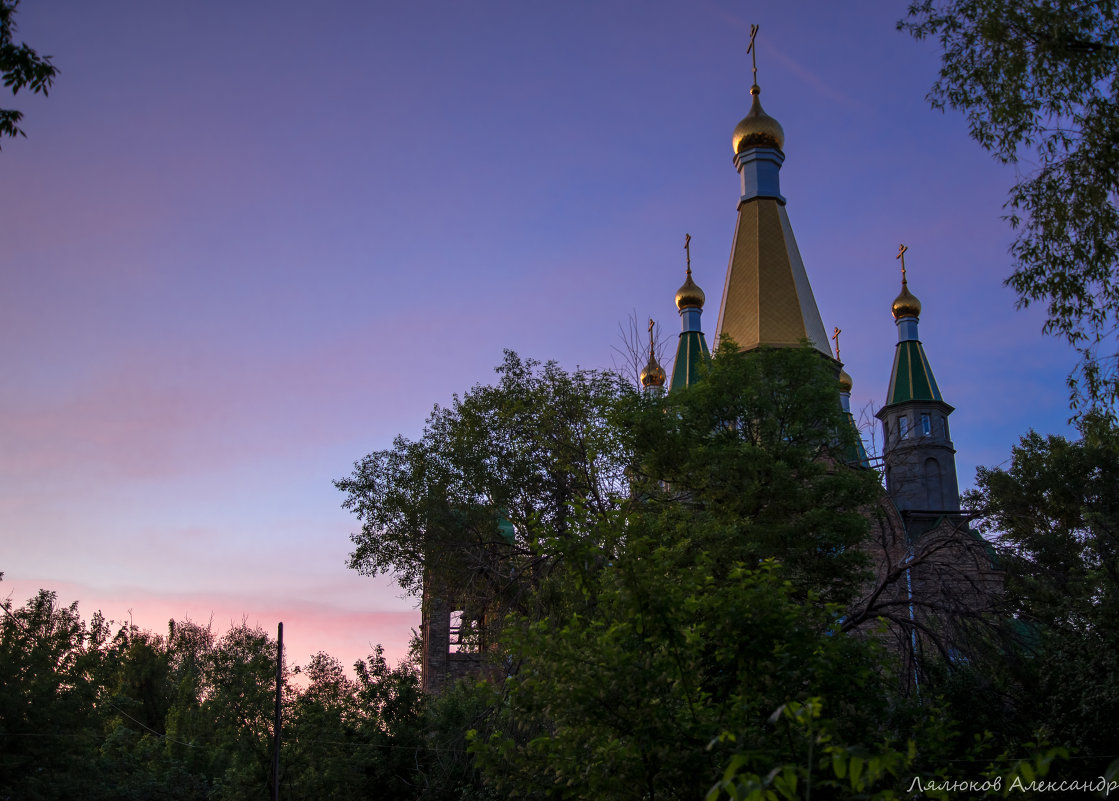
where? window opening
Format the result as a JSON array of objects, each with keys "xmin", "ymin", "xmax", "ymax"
[{"xmin": 449, "ymin": 610, "xmax": 464, "ymax": 653}]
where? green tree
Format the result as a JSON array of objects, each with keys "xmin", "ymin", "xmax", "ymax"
[
  {"xmin": 966, "ymin": 414, "xmax": 1119, "ymax": 768},
  {"xmin": 465, "ymin": 346, "xmax": 895, "ymax": 799},
  {"xmin": 200, "ymin": 623, "xmax": 288, "ymax": 801},
  {"xmin": 1, "ymin": 0, "xmax": 57, "ymax": 145},
  {"xmin": 632, "ymin": 342, "xmax": 878, "ymax": 606},
  {"xmin": 337, "ymin": 351, "xmax": 636, "ymax": 646},
  {"xmin": 0, "ymin": 587, "xmax": 117, "ymax": 799},
  {"xmin": 901, "ymin": 1, "xmax": 1119, "ymax": 412},
  {"xmin": 282, "ymin": 646, "xmax": 427, "ymax": 800},
  {"xmin": 475, "ymin": 557, "xmax": 904, "ymax": 801}
]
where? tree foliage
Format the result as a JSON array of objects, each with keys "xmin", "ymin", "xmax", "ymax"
[
  {"xmin": 631, "ymin": 342, "xmax": 879, "ymax": 606},
  {"xmin": 966, "ymin": 414, "xmax": 1119, "ymax": 767},
  {"xmin": 901, "ymin": 0, "xmax": 1119, "ymax": 412},
  {"xmin": 0, "ymin": 589, "xmax": 115, "ymax": 798},
  {"xmin": 337, "ymin": 351, "xmax": 635, "ymax": 638},
  {"xmin": 0, "ymin": 583, "xmax": 443, "ymax": 800},
  {"xmin": 464, "ymin": 347, "xmax": 910, "ymax": 799},
  {"xmin": 0, "ymin": 0, "xmax": 57, "ymax": 145}
]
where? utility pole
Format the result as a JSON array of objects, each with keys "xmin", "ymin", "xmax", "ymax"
[{"xmin": 272, "ymin": 622, "xmax": 283, "ymax": 801}]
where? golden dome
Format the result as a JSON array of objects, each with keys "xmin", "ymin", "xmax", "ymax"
[
  {"xmin": 640, "ymin": 353, "xmax": 666, "ymax": 388},
  {"xmin": 732, "ymin": 85, "xmax": 785, "ymax": 155},
  {"xmin": 838, "ymin": 368, "xmax": 853, "ymax": 393},
  {"xmin": 675, "ymin": 268, "xmax": 705, "ymax": 310},
  {"xmin": 891, "ymin": 282, "xmax": 922, "ymax": 320}
]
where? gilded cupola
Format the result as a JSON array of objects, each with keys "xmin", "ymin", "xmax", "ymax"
[
  {"xmin": 640, "ymin": 319, "xmax": 667, "ymax": 390},
  {"xmin": 640, "ymin": 353, "xmax": 666, "ymax": 388},
  {"xmin": 891, "ymin": 244, "xmax": 922, "ymax": 320},
  {"xmin": 732, "ymin": 85, "xmax": 785, "ymax": 154},
  {"xmin": 675, "ymin": 264, "xmax": 706, "ymax": 310},
  {"xmin": 891, "ymin": 283, "xmax": 922, "ymax": 320}
]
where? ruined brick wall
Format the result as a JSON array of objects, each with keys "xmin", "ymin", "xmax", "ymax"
[
  {"xmin": 419, "ymin": 590, "xmax": 485, "ymax": 693},
  {"xmin": 854, "ymin": 499, "xmax": 1002, "ymax": 694}
]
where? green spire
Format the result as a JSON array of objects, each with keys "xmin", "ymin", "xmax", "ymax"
[
  {"xmin": 884, "ymin": 254, "xmax": 942, "ymax": 406},
  {"xmin": 670, "ymin": 234, "xmax": 712, "ymax": 390},
  {"xmin": 885, "ymin": 339, "xmax": 943, "ymax": 405},
  {"xmin": 670, "ymin": 330, "xmax": 711, "ymax": 391}
]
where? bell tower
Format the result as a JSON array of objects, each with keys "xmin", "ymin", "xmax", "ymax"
[{"xmin": 876, "ymin": 245, "xmax": 960, "ymax": 513}]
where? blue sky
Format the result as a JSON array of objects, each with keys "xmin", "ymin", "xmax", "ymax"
[{"xmin": 1, "ymin": 0, "xmax": 1075, "ymax": 669}]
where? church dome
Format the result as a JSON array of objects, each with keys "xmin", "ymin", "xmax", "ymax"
[
  {"xmin": 891, "ymin": 284, "xmax": 922, "ymax": 320},
  {"xmin": 640, "ymin": 352, "xmax": 666, "ymax": 388},
  {"xmin": 838, "ymin": 368, "xmax": 853, "ymax": 393},
  {"xmin": 732, "ymin": 85, "xmax": 785, "ymax": 154},
  {"xmin": 675, "ymin": 269, "xmax": 705, "ymax": 310}
]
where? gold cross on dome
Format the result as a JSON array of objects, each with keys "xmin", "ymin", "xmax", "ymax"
[
  {"xmin": 832, "ymin": 326, "xmax": 842, "ymax": 361},
  {"xmin": 896, "ymin": 243, "xmax": 909, "ymax": 284},
  {"xmin": 684, "ymin": 233, "xmax": 692, "ymax": 276}
]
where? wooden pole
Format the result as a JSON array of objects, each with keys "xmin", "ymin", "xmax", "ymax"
[{"xmin": 272, "ymin": 621, "xmax": 283, "ymax": 801}]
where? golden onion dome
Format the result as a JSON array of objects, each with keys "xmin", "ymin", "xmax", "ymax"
[
  {"xmin": 891, "ymin": 283, "xmax": 922, "ymax": 320},
  {"xmin": 675, "ymin": 268, "xmax": 705, "ymax": 310},
  {"xmin": 838, "ymin": 368, "xmax": 853, "ymax": 393},
  {"xmin": 640, "ymin": 353, "xmax": 666, "ymax": 388},
  {"xmin": 732, "ymin": 85, "xmax": 785, "ymax": 155}
]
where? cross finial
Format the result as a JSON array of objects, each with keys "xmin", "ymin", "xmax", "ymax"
[
  {"xmin": 831, "ymin": 326, "xmax": 842, "ymax": 361},
  {"xmin": 747, "ymin": 24, "xmax": 760, "ymax": 86},
  {"xmin": 684, "ymin": 233, "xmax": 692, "ymax": 277},
  {"xmin": 896, "ymin": 243, "xmax": 909, "ymax": 285},
  {"xmin": 647, "ymin": 317, "xmax": 655, "ymax": 356}
]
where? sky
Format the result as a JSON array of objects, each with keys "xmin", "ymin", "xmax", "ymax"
[{"xmin": 1, "ymin": 0, "xmax": 1076, "ymax": 671}]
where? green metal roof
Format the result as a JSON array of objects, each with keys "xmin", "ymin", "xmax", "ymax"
[
  {"xmin": 885, "ymin": 339, "xmax": 942, "ymax": 406},
  {"xmin": 844, "ymin": 412, "xmax": 870, "ymax": 468},
  {"xmin": 670, "ymin": 330, "xmax": 711, "ymax": 391}
]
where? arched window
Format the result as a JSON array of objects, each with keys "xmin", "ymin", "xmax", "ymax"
[{"xmin": 924, "ymin": 457, "xmax": 942, "ymax": 509}]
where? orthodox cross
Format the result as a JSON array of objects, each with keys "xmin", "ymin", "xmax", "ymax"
[
  {"xmin": 832, "ymin": 326, "xmax": 842, "ymax": 361},
  {"xmin": 897, "ymin": 243, "xmax": 909, "ymax": 284},
  {"xmin": 747, "ymin": 24, "xmax": 760, "ymax": 85},
  {"xmin": 648, "ymin": 317, "xmax": 656, "ymax": 356},
  {"xmin": 684, "ymin": 233, "xmax": 692, "ymax": 276}
]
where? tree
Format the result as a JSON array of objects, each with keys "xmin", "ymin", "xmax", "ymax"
[
  {"xmin": 337, "ymin": 350, "xmax": 636, "ymax": 648},
  {"xmin": 340, "ymin": 346, "xmax": 1080, "ymax": 796},
  {"xmin": 462, "ymin": 346, "xmax": 904, "ymax": 799},
  {"xmin": 630, "ymin": 342, "xmax": 880, "ymax": 606},
  {"xmin": 1, "ymin": 0, "xmax": 57, "ymax": 146},
  {"xmin": 965, "ymin": 414, "xmax": 1119, "ymax": 768},
  {"xmin": 0, "ymin": 588, "xmax": 115, "ymax": 799},
  {"xmin": 901, "ymin": 1, "xmax": 1119, "ymax": 413},
  {"xmin": 473, "ymin": 556, "xmax": 908, "ymax": 801}
]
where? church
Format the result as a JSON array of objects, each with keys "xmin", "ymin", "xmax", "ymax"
[{"xmin": 420, "ymin": 51, "xmax": 997, "ymax": 694}]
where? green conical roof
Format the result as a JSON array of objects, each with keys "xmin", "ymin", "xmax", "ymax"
[
  {"xmin": 885, "ymin": 339, "xmax": 942, "ymax": 406},
  {"xmin": 670, "ymin": 330, "xmax": 710, "ymax": 391},
  {"xmin": 843, "ymin": 411, "xmax": 870, "ymax": 468}
]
